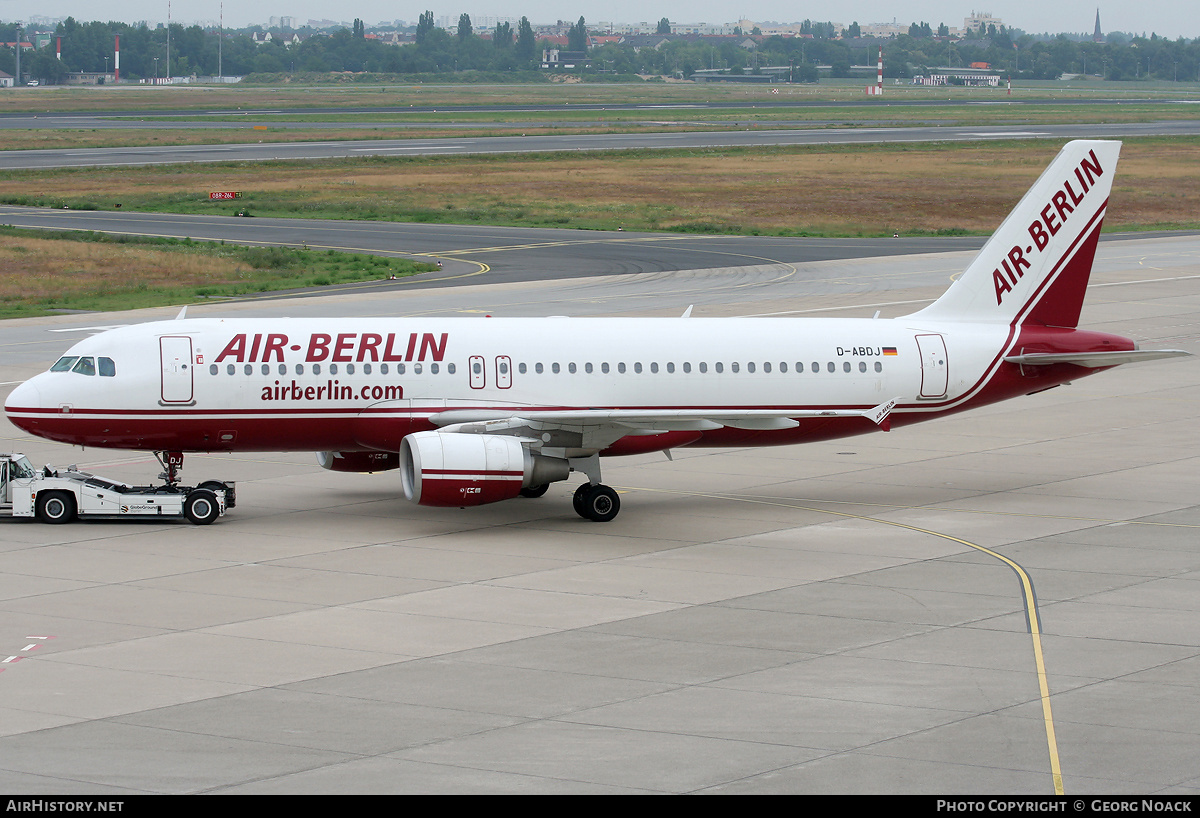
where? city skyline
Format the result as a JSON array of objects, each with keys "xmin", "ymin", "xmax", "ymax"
[{"xmin": 3, "ymin": 1, "xmax": 1197, "ymax": 39}]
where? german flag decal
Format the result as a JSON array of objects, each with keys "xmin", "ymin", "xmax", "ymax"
[{"xmin": 883, "ymin": 347, "xmax": 898, "ymax": 356}]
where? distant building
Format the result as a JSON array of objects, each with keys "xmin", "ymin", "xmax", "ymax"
[
  {"xmin": 1092, "ymin": 9, "xmax": 1105, "ymax": 43},
  {"xmin": 913, "ymin": 66, "xmax": 1001, "ymax": 87},
  {"xmin": 0, "ymin": 70, "xmax": 14, "ymax": 88},
  {"xmin": 541, "ymin": 49, "xmax": 591, "ymax": 69},
  {"xmin": 963, "ymin": 11, "xmax": 1003, "ymax": 35}
]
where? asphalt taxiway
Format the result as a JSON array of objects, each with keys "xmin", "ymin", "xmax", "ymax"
[{"xmin": 0, "ymin": 235, "xmax": 1197, "ymax": 793}]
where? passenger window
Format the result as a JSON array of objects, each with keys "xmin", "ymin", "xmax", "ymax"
[
  {"xmin": 347, "ymin": 364, "xmax": 356, "ymax": 375},
  {"xmin": 812, "ymin": 362, "xmax": 819, "ymax": 372},
  {"xmin": 634, "ymin": 363, "xmax": 643, "ymax": 374},
  {"xmin": 413, "ymin": 363, "xmax": 422, "ymax": 374},
  {"xmin": 519, "ymin": 363, "xmax": 527, "ymax": 374},
  {"xmin": 859, "ymin": 362, "xmax": 867, "ymax": 373},
  {"xmin": 731, "ymin": 362, "xmax": 740, "ymax": 373},
  {"xmin": 650, "ymin": 363, "xmax": 659, "ymax": 374},
  {"xmin": 313, "ymin": 364, "xmax": 322, "ymax": 375},
  {"xmin": 568, "ymin": 363, "xmax": 576, "ymax": 374},
  {"xmin": 747, "ymin": 362, "xmax": 756, "ymax": 373},
  {"xmin": 874, "ymin": 362, "xmax": 883, "ymax": 373},
  {"xmin": 330, "ymin": 364, "xmax": 339, "ymax": 375},
  {"xmin": 380, "ymin": 364, "xmax": 388, "ymax": 375},
  {"xmin": 99, "ymin": 357, "xmax": 116, "ymax": 377},
  {"xmin": 779, "ymin": 362, "xmax": 787, "ymax": 373},
  {"xmin": 447, "ymin": 363, "xmax": 456, "ymax": 375},
  {"xmin": 843, "ymin": 362, "xmax": 851, "ymax": 373},
  {"xmin": 827, "ymin": 362, "xmax": 835, "ymax": 373},
  {"xmin": 601, "ymin": 363, "xmax": 609, "ymax": 374},
  {"xmin": 585, "ymin": 363, "xmax": 593, "ymax": 374},
  {"xmin": 363, "ymin": 364, "xmax": 372, "ymax": 375},
  {"xmin": 244, "ymin": 364, "xmax": 253, "ymax": 375},
  {"xmin": 262, "ymin": 364, "xmax": 270, "ymax": 375},
  {"xmin": 700, "ymin": 362, "xmax": 708, "ymax": 373},
  {"xmin": 210, "ymin": 364, "xmax": 219, "ymax": 376},
  {"xmin": 618, "ymin": 363, "xmax": 626, "ymax": 374},
  {"xmin": 715, "ymin": 362, "xmax": 723, "ymax": 373},
  {"xmin": 536, "ymin": 363, "xmax": 544, "ymax": 374},
  {"xmin": 296, "ymin": 364, "xmax": 305, "ymax": 375},
  {"xmin": 552, "ymin": 363, "xmax": 561, "ymax": 374},
  {"xmin": 72, "ymin": 357, "xmax": 96, "ymax": 376},
  {"xmin": 227, "ymin": 364, "xmax": 236, "ymax": 375}
]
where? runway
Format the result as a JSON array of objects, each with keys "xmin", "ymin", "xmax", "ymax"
[
  {"xmin": 4, "ymin": 120, "xmax": 1200, "ymax": 169},
  {"xmin": 0, "ymin": 234, "xmax": 1197, "ymax": 793}
]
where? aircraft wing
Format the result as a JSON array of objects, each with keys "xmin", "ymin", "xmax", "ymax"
[
  {"xmin": 431, "ymin": 398, "xmax": 900, "ymax": 440},
  {"xmin": 1004, "ymin": 350, "xmax": 1191, "ymax": 368}
]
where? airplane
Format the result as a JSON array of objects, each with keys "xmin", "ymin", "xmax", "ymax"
[{"xmin": 3, "ymin": 140, "xmax": 1189, "ymax": 523}]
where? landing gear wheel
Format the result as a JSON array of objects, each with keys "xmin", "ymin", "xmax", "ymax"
[
  {"xmin": 184, "ymin": 490, "xmax": 220, "ymax": 525},
  {"xmin": 574, "ymin": 484, "xmax": 620, "ymax": 523},
  {"xmin": 36, "ymin": 491, "xmax": 76, "ymax": 524},
  {"xmin": 520, "ymin": 483, "xmax": 550, "ymax": 498},
  {"xmin": 572, "ymin": 483, "xmax": 591, "ymax": 517}
]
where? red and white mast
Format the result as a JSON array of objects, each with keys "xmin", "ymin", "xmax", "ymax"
[{"xmin": 866, "ymin": 46, "xmax": 883, "ymax": 95}]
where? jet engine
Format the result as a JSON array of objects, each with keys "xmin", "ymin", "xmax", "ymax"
[
  {"xmin": 317, "ymin": 451, "xmax": 400, "ymax": 473},
  {"xmin": 399, "ymin": 431, "xmax": 569, "ymax": 507}
]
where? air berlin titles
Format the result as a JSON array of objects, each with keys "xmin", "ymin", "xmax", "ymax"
[
  {"xmin": 214, "ymin": 332, "xmax": 448, "ymax": 364},
  {"xmin": 993, "ymin": 148, "xmax": 1105, "ymax": 307}
]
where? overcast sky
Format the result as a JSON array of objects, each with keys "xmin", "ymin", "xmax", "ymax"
[{"xmin": 4, "ymin": 1, "xmax": 1197, "ymax": 39}]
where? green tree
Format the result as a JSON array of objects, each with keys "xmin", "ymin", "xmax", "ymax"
[
  {"xmin": 657, "ymin": 18, "xmax": 671, "ymax": 35},
  {"xmin": 416, "ymin": 11, "xmax": 434, "ymax": 45},
  {"xmin": 494, "ymin": 22, "xmax": 512, "ymax": 48},
  {"xmin": 846, "ymin": 22, "xmax": 861, "ymax": 39},
  {"xmin": 568, "ymin": 17, "xmax": 588, "ymax": 52},
  {"xmin": 516, "ymin": 17, "xmax": 536, "ymax": 62},
  {"xmin": 457, "ymin": 14, "xmax": 472, "ymax": 41}
]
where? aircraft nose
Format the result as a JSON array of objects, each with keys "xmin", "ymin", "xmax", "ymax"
[{"xmin": 5, "ymin": 378, "xmax": 43, "ymax": 415}]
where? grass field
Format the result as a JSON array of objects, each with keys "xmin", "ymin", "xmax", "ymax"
[
  {"xmin": 0, "ymin": 229, "xmax": 436, "ymax": 318},
  {"xmin": 1, "ymin": 82, "xmax": 1197, "ymax": 317},
  {"xmin": 3, "ymin": 138, "xmax": 1197, "ymax": 236}
]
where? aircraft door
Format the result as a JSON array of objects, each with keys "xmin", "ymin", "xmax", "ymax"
[
  {"xmin": 469, "ymin": 356, "xmax": 486, "ymax": 389},
  {"xmin": 496, "ymin": 356, "xmax": 512, "ymax": 389},
  {"xmin": 160, "ymin": 336, "xmax": 195, "ymax": 404},
  {"xmin": 915, "ymin": 333, "xmax": 948, "ymax": 398}
]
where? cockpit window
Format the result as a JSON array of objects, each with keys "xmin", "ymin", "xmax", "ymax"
[
  {"xmin": 98, "ymin": 357, "xmax": 116, "ymax": 377},
  {"xmin": 50, "ymin": 356, "xmax": 79, "ymax": 372},
  {"xmin": 71, "ymin": 357, "xmax": 96, "ymax": 376}
]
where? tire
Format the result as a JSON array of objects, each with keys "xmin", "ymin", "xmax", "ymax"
[
  {"xmin": 572, "ymin": 483, "xmax": 592, "ymax": 518},
  {"xmin": 520, "ymin": 483, "xmax": 549, "ymax": 499},
  {"xmin": 198, "ymin": 480, "xmax": 234, "ymax": 509},
  {"xmin": 579, "ymin": 484, "xmax": 620, "ymax": 523},
  {"xmin": 184, "ymin": 490, "xmax": 220, "ymax": 525},
  {"xmin": 36, "ymin": 491, "xmax": 76, "ymax": 524}
]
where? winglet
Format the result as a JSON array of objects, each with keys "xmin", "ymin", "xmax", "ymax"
[
  {"xmin": 681, "ymin": 305, "xmax": 694, "ymax": 319},
  {"xmin": 175, "ymin": 306, "xmax": 188, "ymax": 320}
]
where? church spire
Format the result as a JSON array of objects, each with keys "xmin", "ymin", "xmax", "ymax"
[{"xmin": 1093, "ymin": 9, "xmax": 1104, "ymax": 43}]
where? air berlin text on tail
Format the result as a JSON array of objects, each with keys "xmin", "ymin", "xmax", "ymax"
[{"xmin": 994, "ymin": 148, "xmax": 1105, "ymax": 306}]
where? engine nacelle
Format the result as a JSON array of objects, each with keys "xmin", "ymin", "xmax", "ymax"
[
  {"xmin": 317, "ymin": 451, "xmax": 400, "ymax": 473},
  {"xmin": 400, "ymin": 431, "xmax": 569, "ymax": 507}
]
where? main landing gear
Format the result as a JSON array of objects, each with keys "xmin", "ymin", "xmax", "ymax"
[
  {"xmin": 517, "ymin": 453, "xmax": 621, "ymax": 522},
  {"xmin": 572, "ymin": 483, "xmax": 621, "ymax": 523}
]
